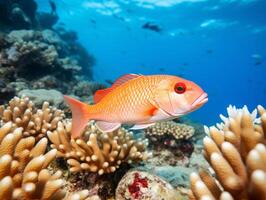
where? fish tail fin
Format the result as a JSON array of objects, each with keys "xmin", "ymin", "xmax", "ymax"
[{"xmin": 64, "ymin": 95, "xmax": 91, "ymax": 138}]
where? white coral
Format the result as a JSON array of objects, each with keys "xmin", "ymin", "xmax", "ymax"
[{"xmin": 213, "ymin": 105, "xmax": 260, "ymax": 132}]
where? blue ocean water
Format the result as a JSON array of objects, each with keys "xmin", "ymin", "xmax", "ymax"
[{"xmin": 37, "ymin": 0, "xmax": 266, "ymax": 125}]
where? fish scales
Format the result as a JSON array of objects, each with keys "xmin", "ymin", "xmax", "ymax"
[{"xmin": 92, "ymin": 75, "xmax": 165, "ymax": 122}]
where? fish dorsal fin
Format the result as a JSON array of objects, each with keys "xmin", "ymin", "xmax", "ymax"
[
  {"xmin": 94, "ymin": 88, "xmax": 113, "ymax": 104},
  {"xmin": 112, "ymin": 74, "xmax": 141, "ymax": 88},
  {"xmin": 94, "ymin": 74, "xmax": 142, "ymax": 104}
]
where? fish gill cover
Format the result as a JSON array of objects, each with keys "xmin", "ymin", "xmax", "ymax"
[{"xmin": 0, "ymin": 0, "xmax": 265, "ymax": 199}]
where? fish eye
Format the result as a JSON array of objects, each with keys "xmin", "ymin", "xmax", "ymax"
[{"xmin": 174, "ymin": 82, "xmax": 186, "ymax": 94}]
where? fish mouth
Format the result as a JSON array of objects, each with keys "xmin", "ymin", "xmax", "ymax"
[{"xmin": 192, "ymin": 92, "xmax": 208, "ymax": 108}]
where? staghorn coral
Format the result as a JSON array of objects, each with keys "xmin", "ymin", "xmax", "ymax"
[
  {"xmin": 145, "ymin": 121, "xmax": 195, "ymax": 140},
  {"xmin": 189, "ymin": 105, "xmax": 266, "ymax": 200},
  {"xmin": 48, "ymin": 120, "xmax": 149, "ymax": 175},
  {"xmin": 0, "ymin": 122, "xmax": 66, "ymax": 199},
  {"xmin": 0, "ymin": 96, "xmax": 64, "ymax": 140}
]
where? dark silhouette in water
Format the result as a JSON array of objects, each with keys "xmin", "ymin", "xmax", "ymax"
[
  {"xmin": 183, "ymin": 62, "xmax": 189, "ymax": 67},
  {"xmin": 49, "ymin": 0, "xmax": 56, "ymax": 15},
  {"xmin": 142, "ymin": 22, "xmax": 162, "ymax": 33},
  {"xmin": 105, "ymin": 79, "xmax": 114, "ymax": 85},
  {"xmin": 251, "ymin": 54, "xmax": 263, "ymax": 66},
  {"xmin": 90, "ymin": 19, "xmax": 96, "ymax": 24},
  {"xmin": 206, "ymin": 49, "xmax": 213, "ymax": 54},
  {"xmin": 37, "ymin": 0, "xmax": 58, "ymax": 29},
  {"xmin": 254, "ymin": 60, "xmax": 262, "ymax": 66},
  {"xmin": 113, "ymin": 14, "xmax": 126, "ymax": 22}
]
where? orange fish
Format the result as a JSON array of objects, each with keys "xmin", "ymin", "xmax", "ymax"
[{"xmin": 64, "ymin": 74, "xmax": 208, "ymax": 138}]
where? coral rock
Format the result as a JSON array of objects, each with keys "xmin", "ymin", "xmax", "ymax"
[
  {"xmin": 115, "ymin": 170, "xmax": 179, "ymax": 200},
  {"xmin": 18, "ymin": 89, "xmax": 64, "ymax": 107}
]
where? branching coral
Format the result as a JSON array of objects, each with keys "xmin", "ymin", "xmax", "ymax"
[
  {"xmin": 48, "ymin": 121, "xmax": 149, "ymax": 175},
  {"xmin": 0, "ymin": 96, "xmax": 64, "ymax": 140},
  {"xmin": 189, "ymin": 105, "xmax": 266, "ymax": 200},
  {"xmin": 145, "ymin": 121, "xmax": 195, "ymax": 140},
  {"xmin": 0, "ymin": 122, "xmax": 66, "ymax": 199}
]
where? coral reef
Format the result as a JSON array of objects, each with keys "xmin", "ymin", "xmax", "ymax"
[
  {"xmin": 48, "ymin": 121, "xmax": 149, "ymax": 175},
  {"xmin": 135, "ymin": 143, "xmax": 209, "ymax": 189},
  {"xmin": 116, "ymin": 170, "xmax": 179, "ymax": 200},
  {"xmin": 146, "ymin": 121, "xmax": 195, "ymax": 140},
  {"xmin": 0, "ymin": 27, "xmax": 96, "ymax": 104},
  {"xmin": 134, "ymin": 121, "xmax": 204, "ymax": 191},
  {"xmin": 0, "ymin": 0, "xmax": 61, "ymax": 30},
  {"xmin": 0, "ymin": 0, "xmax": 97, "ymax": 105},
  {"xmin": 0, "ymin": 0, "xmax": 38, "ymax": 30},
  {"xmin": 18, "ymin": 89, "xmax": 64, "ymax": 107},
  {"xmin": 0, "ymin": 96, "xmax": 64, "ymax": 140},
  {"xmin": 0, "ymin": 29, "xmax": 93, "ymax": 80},
  {"xmin": 0, "ymin": 96, "xmax": 128, "ymax": 199},
  {"xmin": 189, "ymin": 105, "xmax": 266, "ymax": 200},
  {"xmin": 0, "ymin": 122, "xmax": 65, "ymax": 199},
  {"xmin": 145, "ymin": 121, "xmax": 195, "ymax": 157}
]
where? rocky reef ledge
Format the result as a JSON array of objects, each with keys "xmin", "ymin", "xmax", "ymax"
[{"xmin": 0, "ymin": 0, "xmax": 99, "ymax": 105}]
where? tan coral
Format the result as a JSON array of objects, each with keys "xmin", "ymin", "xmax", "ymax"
[
  {"xmin": 145, "ymin": 121, "xmax": 195, "ymax": 140},
  {"xmin": 64, "ymin": 190, "xmax": 100, "ymax": 200},
  {"xmin": 0, "ymin": 96, "xmax": 64, "ymax": 140},
  {"xmin": 48, "ymin": 120, "xmax": 149, "ymax": 175},
  {"xmin": 0, "ymin": 122, "xmax": 67, "ymax": 200},
  {"xmin": 190, "ymin": 105, "xmax": 266, "ymax": 200}
]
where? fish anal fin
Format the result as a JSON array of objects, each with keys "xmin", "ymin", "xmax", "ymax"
[
  {"xmin": 95, "ymin": 121, "xmax": 121, "ymax": 133},
  {"xmin": 64, "ymin": 95, "xmax": 90, "ymax": 138},
  {"xmin": 94, "ymin": 88, "xmax": 113, "ymax": 103},
  {"xmin": 130, "ymin": 123, "xmax": 155, "ymax": 130},
  {"xmin": 112, "ymin": 74, "xmax": 141, "ymax": 88}
]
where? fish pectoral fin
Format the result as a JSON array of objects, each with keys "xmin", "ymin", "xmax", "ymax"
[
  {"xmin": 95, "ymin": 121, "xmax": 121, "ymax": 133},
  {"xmin": 130, "ymin": 123, "xmax": 155, "ymax": 130}
]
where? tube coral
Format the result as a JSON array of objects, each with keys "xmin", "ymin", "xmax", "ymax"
[
  {"xmin": 189, "ymin": 105, "xmax": 266, "ymax": 200},
  {"xmin": 0, "ymin": 96, "xmax": 64, "ymax": 140},
  {"xmin": 48, "ymin": 120, "xmax": 149, "ymax": 175},
  {"xmin": 0, "ymin": 122, "xmax": 66, "ymax": 200}
]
